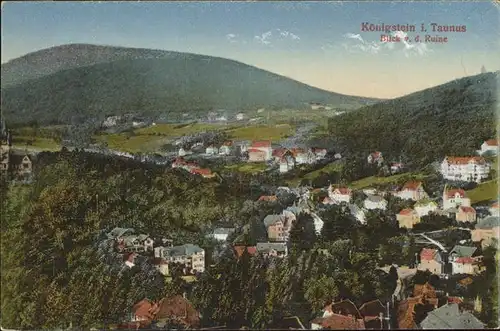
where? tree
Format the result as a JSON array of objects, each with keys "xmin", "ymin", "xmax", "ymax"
[{"xmin": 289, "ymin": 212, "xmax": 317, "ymax": 251}]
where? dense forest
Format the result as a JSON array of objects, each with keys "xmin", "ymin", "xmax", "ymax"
[{"xmin": 328, "ymin": 72, "xmax": 498, "ymax": 168}]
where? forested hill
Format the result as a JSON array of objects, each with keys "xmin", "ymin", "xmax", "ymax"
[
  {"xmin": 1, "ymin": 44, "xmax": 380, "ymax": 125},
  {"xmin": 328, "ymin": 71, "xmax": 499, "ymax": 168}
]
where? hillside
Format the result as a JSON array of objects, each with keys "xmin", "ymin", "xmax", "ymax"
[
  {"xmin": 1, "ymin": 44, "xmax": 184, "ymax": 88},
  {"xmin": 1, "ymin": 44, "xmax": 379, "ymax": 125},
  {"xmin": 328, "ymin": 71, "xmax": 499, "ymax": 167}
]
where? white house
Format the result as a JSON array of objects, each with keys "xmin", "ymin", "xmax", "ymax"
[
  {"xmin": 414, "ymin": 200, "xmax": 439, "ymax": 217},
  {"xmin": 311, "ymin": 148, "xmax": 328, "ymax": 160},
  {"xmin": 236, "ymin": 113, "xmax": 246, "ymax": 121},
  {"xmin": 364, "ymin": 195, "xmax": 388, "ymax": 210},
  {"xmin": 440, "ymin": 156, "xmax": 491, "ymax": 183},
  {"xmin": 178, "ymin": 148, "xmax": 187, "ymax": 157},
  {"xmin": 327, "ymin": 186, "xmax": 352, "ymax": 204},
  {"xmin": 206, "ymin": 145, "xmax": 219, "ymax": 155},
  {"xmin": 248, "ymin": 141, "xmax": 273, "ymax": 161},
  {"xmin": 279, "ymin": 157, "xmax": 294, "ymax": 173},
  {"xmin": 349, "ymin": 204, "xmax": 366, "ymax": 224},
  {"xmin": 293, "ymin": 149, "xmax": 316, "ymax": 165},
  {"xmin": 219, "ymin": 141, "xmax": 233, "ymax": 155},
  {"xmin": 449, "ymin": 246, "xmax": 481, "ymax": 275},
  {"xmin": 210, "ymin": 228, "xmax": 235, "ymax": 242},
  {"xmin": 478, "ymin": 139, "xmax": 498, "ymax": 155},
  {"xmin": 442, "ymin": 186, "xmax": 471, "ymax": 210},
  {"xmin": 155, "ymin": 244, "xmax": 205, "ymax": 273},
  {"xmin": 489, "ymin": 202, "xmax": 499, "ymax": 216},
  {"xmin": 367, "ymin": 151, "xmax": 383, "ymax": 165},
  {"xmin": 395, "ymin": 181, "xmax": 429, "ymax": 201},
  {"xmin": 310, "ymin": 212, "xmax": 325, "ymax": 235}
]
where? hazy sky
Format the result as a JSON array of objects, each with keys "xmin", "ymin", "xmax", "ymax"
[{"xmin": 1, "ymin": 1, "xmax": 499, "ymax": 98}]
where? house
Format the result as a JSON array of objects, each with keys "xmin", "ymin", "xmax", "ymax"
[
  {"xmin": 102, "ymin": 115, "xmax": 121, "ymax": 128},
  {"xmin": 440, "ymin": 156, "xmax": 490, "ymax": 183},
  {"xmin": 107, "ymin": 227, "xmax": 135, "ymax": 240},
  {"xmin": 419, "ymin": 303, "xmax": 484, "ymax": 329},
  {"xmin": 124, "ymin": 252, "xmax": 138, "ymax": 268},
  {"xmin": 292, "ymin": 148, "xmax": 316, "ymax": 165},
  {"xmin": 312, "ymin": 300, "xmax": 365, "ymax": 329},
  {"xmin": 310, "ymin": 314, "xmax": 365, "ymax": 330},
  {"xmin": 130, "ymin": 299, "xmax": 155, "ymax": 322},
  {"xmin": 327, "ymin": 186, "xmax": 352, "ymax": 204},
  {"xmin": 471, "ymin": 216, "xmax": 500, "ymax": 248},
  {"xmin": 210, "ymin": 228, "xmax": 235, "ymax": 242},
  {"xmin": 367, "ymin": 151, "xmax": 383, "ymax": 165},
  {"xmin": 358, "ymin": 300, "xmax": 388, "ymax": 329},
  {"xmin": 1, "ymin": 133, "xmax": 33, "ymax": 178},
  {"xmin": 248, "ymin": 141, "xmax": 273, "ymax": 161},
  {"xmin": 152, "ymin": 258, "xmax": 170, "ymax": 276},
  {"xmin": 449, "ymin": 245, "xmax": 482, "ymax": 275},
  {"xmin": 279, "ymin": 156, "xmax": 295, "ymax": 173},
  {"xmin": 263, "ymin": 214, "xmax": 293, "ymax": 242},
  {"xmin": 256, "ymin": 242, "xmax": 288, "ymax": 258},
  {"xmin": 397, "ymin": 283, "xmax": 439, "ymax": 329},
  {"xmin": 489, "ymin": 201, "xmax": 499, "ymax": 216},
  {"xmin": 233, "ymin": 245, "xmax": 257, "ymax": 258},
  {"xmin": 310, "ymin": 212, "xmax": 324, "ymax": 235},
  {"xmin": 349, "ymin": 204, "xmax": 366, "ymax": 224},
  {"xmin": 190, "ymin": 168, "xmax": 216, "ymax": 179},
  {"xmin": 178, "ymin": 148, "xmax": 187, "ymax": 157},
  {"xmin": 258, "ymin": 195, "xmax": 278, "ymax": 202},
  {"xmin": 219, "ymin": 141, "xmax": 233, "ymax": 155},
  {"xmin": 205, "ymin": 145, "xmax": 219, "ymax": 155},
  {"xmin": 417, "ymin": 248, "xmax": 444, "ymax": 275},
  {"xmin": 414, "ymin": 199, "xmax": 439, "ymax": 217},
  {"xmin": 364, "ymin": 195, "xmax": 388, "ymax": 210},
  {"xmin": 390, "ymin": 162, "xmax": 405, "ymax": 174},
  {"xmin": 395, "ymin": 181, "xmax": 428, "ymax": 201},
  {"xmin": 272, "ymin": 148, "xmax": 292, "ymax": 162},
  {"xmin": 310, "ymin": 102, "xmax": 325, "ymax": 110},
  {"xmin": 478, "ymin": 139, "xmax": 498, "ymax": 156},
  {"xmin": 456, "ymin": 206, "xmax": 477, "ymax": 223},
  {"xmin": 149, "ymin": 295, "xmax": 201, "ymax": 328},
  {"xmin": 155, "ymin": 244, "xmax": 205, "ymax": 274},
  {"xmin": 117, "ymin": 234, "xmax": 154, "ymax": 253},
  {"xmin": 397, "ymin": 208, "xmax": 421, "ymax": 229},
  {"xmin": 442, "ymin": 185, "xmax": 471, "ymax": 210},
  {"xmin": 311, "ymin": 148, "xmax": 327, "ymax": 160}
]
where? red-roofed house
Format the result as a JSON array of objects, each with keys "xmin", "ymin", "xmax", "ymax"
[
  {"xmin": 233, "ymin": 245, "xmax": 258, "ymax": 258},
  {"xmin": 479, "ymin": 139, "xmax": 498, "ymax": 155},
  {"xmin": 396, "ymin": 208, "xmax": 421, "ymax": 229},
  {"xmin": 130, "ymin": 299, "xmax": 155, "ymax": 322},
  {"xmin": 442, "ymin": 186, "xmax": 471, "ymax": 210},
  {"xmin": 456, "ymin": 206, "xmax": 477, "ymax": 223},
  {"xmin": 190, "ymin": 168, "xmax": 215, "ymax": 179},
  {"xmin": 327, "ymin": 186, "xmax": 352, "ymax": 204},
  {"xmin": 418, "ymin": 248, "xmax": 444, "ymax": 275},
  {"xmin": 440, "ymin": 156, "xmax": 491, "ymax": 183},
  {"xmin": 395, "ymin": 181, "xmax": 428, "ymax": 201},
  {"xmin": 258, "ymin": 195, "xmax": 278, "ymax": 202},
  {"xmin": 248, "ymin": 141, "xmax": 273, "ymax": 161},
  {"xmin": 367, "ymin": 151, "xmax": 383, "ymax": 165},
  {"xmin": 311, "ymin": 313, "xmax": 365, "ymax": 330}
]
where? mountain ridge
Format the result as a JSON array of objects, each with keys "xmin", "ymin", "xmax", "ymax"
[{"xmin": 1, "ymin": 44, "xmax": 381, "ymax": 125}]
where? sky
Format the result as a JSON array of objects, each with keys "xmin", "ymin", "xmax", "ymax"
[{"xmin": 1, "ymin": 1, "xmax": 499, "ymax": 98}]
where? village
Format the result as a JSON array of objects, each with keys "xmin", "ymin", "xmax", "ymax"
[{"xmin": 1, "ymin": 119, "xmax": 499, "ymax": 330}]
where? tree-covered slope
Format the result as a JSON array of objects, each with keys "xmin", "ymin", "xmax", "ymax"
[
  {"xmin": 328, "ymin": 71, "xmax": 499, "ymax": 167},
  {"xmin": 1, "ymin": 44, "xmax": 379, "ymax": 125}
]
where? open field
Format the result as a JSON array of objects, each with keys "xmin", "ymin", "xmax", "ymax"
[
  {"xmin": 135, "ymin": 123, "xmax": 229, "ymax": 136},
  {"xmin": 11, "ymin": 136, "xmax": 61, "ymax": 151},
  {"xmin": 286, "ymin": 161, "xmax": 343, "ymax": 186},
  {"xmin": 223, "ymin": 162, "xmax": 268, "ymax": 174},
  {"xmin": 467, "ymin": 179, "xmax": 498, "ymax": 204},
  {"xmin": 226, "ymin": 124, "xmax": 295, "ymax": 141},
  {"xmin": 93, "ymin": 134, "xmax": 168, "ymax": 153},
  {"xmin": 349, "ymin": 172, "xmax": 428, "ymax": 190},
  {"xmin": 165, "ymin": 275, "xmax": 197, "ymax": 283}
]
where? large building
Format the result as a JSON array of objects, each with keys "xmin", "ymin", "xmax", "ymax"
[
  {"xmin": 1, "ymin": 122, "xmax": 33, "ymax": 179},
  {"xmin": 440, "ymin": 156, "xmax": 490, "ymax": 183},
  {"xmin": 154, "ymin": 244, "xmax": 205, "ymax": 274}
]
